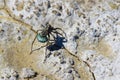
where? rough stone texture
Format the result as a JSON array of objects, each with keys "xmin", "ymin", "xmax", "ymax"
[
  {"xmin": 20, "ymin": 68, "xmax": 37, "ymax": 79},
  {"xmin": 0, "ymin": 68, "xmax": 18, "ymax": 80},
  {"xmin": 0, "ymin": 0, "xmax": 120, "ymax": 80}
]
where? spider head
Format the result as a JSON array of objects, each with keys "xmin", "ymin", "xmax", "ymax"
[{"xmin": 40, "ymin": 23, "xmax": 54, "ymax": 36}]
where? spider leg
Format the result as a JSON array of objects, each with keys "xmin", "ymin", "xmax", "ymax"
[
  {"xmin": 30, "ymin": 34, "xmax": 37, "ymax": 54},
  {"xmin": 30, "ymin": 29, "xmax": 43, "ymax": 54},
  {"xmin": 36, "ymin": 29, "xmax": 43, "ymax": 33},
  {"xmin": 54, "ymin": 28, "xmax": 63, "ymax": 30},
  {"xmin": 43, "ymin": 34, "xmax": 55, "ymax": 63},
  {"xmin": 52, "ymin": 28, "xmax": 66, "ymax": 37},
  {"xmin": 47, "ymin": 32, "xmax": 57, "ymax": 42},
  {"xmin": 53, "ymin": 28, "xmax": 66, "ymax": 37},
  {"xmin": 46, "ymin": 34, "xmax": 55, "ymax": 46},
  {"xmin": 30, "ymin": 41, "xmax": 50, "ymax": 54},
  {"xmin": 43, "ymin": 40, "xmax": 55, "ymax": 63},
  {"xmin": 49, "ymin": 32, "xmax": 56, "ymax": 41},
  {"xmin": 43, "ymin": 47, "xmax": 49, "ymax": 63},
  {"xmin": 52, "ymin": 30, "xmax": 64, "ymax": 37}
]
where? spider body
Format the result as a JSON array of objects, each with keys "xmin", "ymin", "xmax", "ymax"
[
  {"xmin": 37, "ymin": 33, "xmax": 48, "ymax": 43},
  {"xmin": 36, "ymin": 24, "xmax": 57, "ymax": 43},
  {"xmin": 30, "ymin": 23, "xmax": 66, "ymax": 55}
]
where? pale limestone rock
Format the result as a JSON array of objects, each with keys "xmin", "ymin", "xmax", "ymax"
[
  {"xmin": 0, "ymin": 0, "xmax": 120, "ymax": 80},
  {"xmin": 20, "ymin": 68, "xmax": 37, "ymax": 79}
]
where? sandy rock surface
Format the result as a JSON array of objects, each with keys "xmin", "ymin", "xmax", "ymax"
[{"xmin": 0, "ymin": 0, "xmax": 120, "ymax": 80}]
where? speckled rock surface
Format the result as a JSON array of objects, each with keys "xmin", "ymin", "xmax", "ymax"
[{"xmin": 0, "ymin": 0, "xmax": 120, "ymax": 80}]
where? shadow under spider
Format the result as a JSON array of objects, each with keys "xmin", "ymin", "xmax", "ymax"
[
  {"xmin": 47, "ymin": 35, "xmax": 67, "ymax": 51},
  {"xmin": 43, "ymin": 35, "xmax": 67, "ymax": 62}
]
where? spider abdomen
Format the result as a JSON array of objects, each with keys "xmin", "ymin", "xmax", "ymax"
[{"xmin": 37, "ymin": 33, "xmax": 48, "ymax": 43}]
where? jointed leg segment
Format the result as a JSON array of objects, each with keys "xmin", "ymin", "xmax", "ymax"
[
  {"xmin": 30, "ymin": 29, "xmax": 44, "ymax": 54},
  {"xmin": 53, "ymin": 28, "xmax": 67, "ymax": 37},
  {"xmin": 30, "ymin": 41, "xmax": 50, "ymax": 54},
  {"xmin": 30, "ymin": 34, "xmax": 37, "ymax": 54}
]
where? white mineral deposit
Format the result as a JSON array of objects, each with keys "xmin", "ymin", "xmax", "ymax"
[{"xmin": 0, "ymin": 0, "xmax": 120, "ymax": 80}]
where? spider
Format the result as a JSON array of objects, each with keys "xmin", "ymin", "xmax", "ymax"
[{"xmin": 30, "ymin": 23, "xmax": 66, "ymax": 56}]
